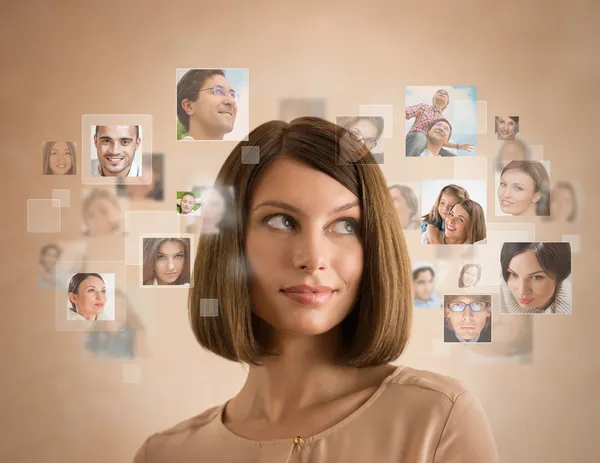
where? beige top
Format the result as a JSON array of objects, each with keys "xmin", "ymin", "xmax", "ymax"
[{"xmin": 133, "ymin": 365, "xmax": 499, "ymax": 463}]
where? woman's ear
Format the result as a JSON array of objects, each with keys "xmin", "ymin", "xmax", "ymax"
[
  {"xmin": 68, "ymin": 292, "xmax": 78, "ymax": 309},
  {"xmin": 532, "ymin": 191, "xmax": 542, "ymax": 203}
]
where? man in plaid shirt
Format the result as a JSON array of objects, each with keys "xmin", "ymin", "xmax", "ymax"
[{"xmin": 405, "ymin": 89, "xmax": 474, "ymax": 157}]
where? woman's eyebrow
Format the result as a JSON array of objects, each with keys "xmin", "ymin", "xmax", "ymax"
[
  {"xmin": 508, "ymin": 267, "xmax": 545, "ymax": 276},
  {"xmin": 253, "ymin": 200, "xmax": 360, "ymax": 216}
]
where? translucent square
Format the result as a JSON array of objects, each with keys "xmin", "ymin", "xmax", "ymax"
[
  {"xmin": 27, "ymin": 199, "xmax": 61, "ymax": 232},
  {"xmin": 122, "ymin": 364, "xmax": 142, "ymax": 384},
  {"xmin": 125, "ymin": 211, "xmax": 181, "ymax": 265},
  {"xmin": 200, "ymin": 298, "xmax": 219, "ymax": 317},
  {"xmin": 475, "ymin": 101, "xmax": 488, "ymax": 134},
  {"xmin": 358, "ymin": 104, "xmax": 394, "ymax": 138},
  {"xmin": 242, "ymin": 146, "xmax": 260, "ymax": 164},
  {"xmin": 52, "ymin": 189, "xmax": 71, "ymax": 208},
  {"xmin": 562, "ymin": 235, "xmax": 581, "ymax": 253}
]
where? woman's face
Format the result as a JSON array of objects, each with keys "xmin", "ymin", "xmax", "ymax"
[
  {"xmin": 201, "ymin": 188, "xmax": 226, "ymax": 232},
  {"xmin": 180, "ymin": 194, "xmax": 195, "ymax": 214},
  {"xmin": 48, "ymin": 141, "xmax": 73, "ymax": 174},
  {"xmin": 498, "ymin": 170, "xmax": 539, "ymax": 216},
  {"xmin": 154, "ymin": 240, "xmax": 185, "ymax": 285},
  {"xmin": 245, "ymin": 157, "xmax": 364, "ymax": 338},
  {"xmin": 390, "ymin": 187, "xmax": 412, "ymax": 228},
  {"xmin": 446, "ymin": 296, "xmax": 490, "ymax": 341},
  {"xmin": 462, "ymin": 266, "xmax": 480, "ymax": 287},
  {"xmin": 497, "ymin": 141, "xmax": 526, "ymax": 162},
  {"xmin": 506, "ymin": 250, "xmax": 558, "ymax": 311},
  {"xmin": 445, "ymin": 204, "xmax": 470, "ymax": 242},
  {"xmin": 41, "ymin": 247, "xmax": 59, "ymax": 270},
  {"xmin": 437, "ymin": 192, "xmax": 459, "ymax": 221},
  {"xmin": 496, "ymin": 117, "xmax": 518, "ymax": 140},
  {"xmin": 84, "ymin": 196, "xmax": 122, "ymax": 236},
  {"xmin": 69, "ymin": 276, "xmax": 106, "ymax": 319},
  {"xmin": 551, "ymin": 186, "xmax": 575, "ymax": 222}
]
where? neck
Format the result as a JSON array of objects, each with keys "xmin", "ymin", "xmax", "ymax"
[
  {"xmin": 188, "ymin": 120, "xmax": 224, "ymax": 141},
  {"xmin": 513, "ymin": 202, "xmax": 538, "ymax": 217},
  {"xmin": 444, "ymin": 233, "xmax": 465, "ymax": 244},
  {"xmin": 425, "ymin": 141, "xmax": 442, "ymax": 156}
]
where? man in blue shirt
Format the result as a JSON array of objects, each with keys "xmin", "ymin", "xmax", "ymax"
[{"xmin": 413, "ymin": 266, "xmax": 442, "ymax": 309}]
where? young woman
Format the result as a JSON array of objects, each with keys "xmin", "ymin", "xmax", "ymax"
[
  {"xmin": 388, "ymin": 184, "xmax": 420, "ymax": 230},
  {"xmin": 498, "ymin": 161, "xmax": 551, "ymax": 216},
  {"xmin": 443, "ymin": 295, "xmax": 492, "ymax": 343},
  {"xmin": 43, "ymin": 141, "xmax": 76, "ymax": 175},
  {"xmin": 495, "ymin": 116, "xmax": 519, "ymax": 140},
  {"xmin": 134, "ymin": 117, "xmax": 498, "ymax": 462},
  {"xmin": 81, "ymin": 189, "xmax": 123, "ymax": 237},
  {"xmin": 420, "ymin": 184, "xmax": 470, "ymax": 244},
  {"xmin": 142, "ymin": 238, "xmax": 191, "ymax": 286},
  {"xmin": 422, "ymin": 199, "xmax": 487, "ymax": 245},
  {"xmin": 499, "ymin": 242, "xmax": 572, "ymax": 314},
  {"xmin": 458, "ymin": 264, "xmax": 482, "ymax": 288},
  {"xmin": 549, "ymin": 181, "xmax": 578, "ymax": 223},
  {"xmin": 67, "ymin": 273, "xmax": 107, "ymax": 321}
]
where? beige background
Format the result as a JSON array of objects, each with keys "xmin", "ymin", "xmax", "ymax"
[{"xmin": 2, "ymin": 0, "xmax": 599, "ymax": 461}]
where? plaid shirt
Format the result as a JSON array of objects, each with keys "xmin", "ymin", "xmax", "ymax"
[{"xmin": 405, "ymin": 103, "xmax": 444, "ymax": 136}]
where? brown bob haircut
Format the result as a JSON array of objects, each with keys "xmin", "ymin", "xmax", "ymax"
[
  {"xmin": 189, "ymin": 117, "xmax": 413, "ymax": 368},
  {"xmin": 142, "ymin": 238, "xmax": 191, "ymax": 285},
  {"xmin": 451, "ymin": 199, "xmax": 487, "ymax": 244},
  {"xmin": 500, "ymin": 242, "xmax": 572, "ymax": 285},
  {"xmin": 177, "ymin": 69, "xmax": 226, "ymax": 132},
  {"xmin": 500, "ymin": 160, "xmax": 551, "ymax": 216}
]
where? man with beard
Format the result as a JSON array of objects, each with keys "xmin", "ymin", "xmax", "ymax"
[
  {"xmin": 91, "ymin": 125, "xmax": 141, "ymax": 176},
  {"xmin": 419, "ymin": 119, "xmax": 456, "ymax": 157}
]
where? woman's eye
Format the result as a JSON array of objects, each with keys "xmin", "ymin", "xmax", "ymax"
[
  {"xmin": 175, "ymin": 254, "xmax": 184, "ymax": 259},
  {"xmin": 265, "ymin": 214, "xmax": 294, "ymax": 230},
  {"xmin": 514, "ymin": 187, "xmax": 523, "ymax": 191},
  {"xmin": 532, "ymin": 275, "xmax": 544, "ymax": 280},
  {"xmin": 500, "ymin": 182, "xmax": 506, "ymax": 187},
  {"xmin": 51, "ymin": 152, "xmax": 57, "ymax": 156},
  {"xmin": 157, "ymin": 255, "xmax": 164, "ymax": 260},
  {"xmin": 332, "ymin": 218, "xmax": 357, "ymax": 235}
]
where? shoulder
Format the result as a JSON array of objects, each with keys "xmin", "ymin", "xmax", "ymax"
[
  {"xmin": 133, "ymin": 405, "xmax": 223, "ymax": 462},
  {"xmin": 386, "ymin": 365, "xmax": 469, "ymax": 403}
]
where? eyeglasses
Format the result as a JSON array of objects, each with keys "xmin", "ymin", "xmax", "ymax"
[
  {"xmin": 447, "ymin": 301, "xmax": 489, "ymax": 312},
  {"xmin": 199, "ymin": 85, "xmax": 238, "ymax": 102},
  {"xmin": 348, "ymin": 129, "xmax": 377, "ymax": 149}
]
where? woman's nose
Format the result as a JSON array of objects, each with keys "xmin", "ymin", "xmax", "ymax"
[{"xmin": 293, "ymin": 232, "xmax": 327, "ymax": 273}]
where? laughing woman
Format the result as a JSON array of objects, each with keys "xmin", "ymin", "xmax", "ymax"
[
  {"xmin": 422, "ymin": 199, "xmax": 487, "ymax": 245},
  {"xmin": 134, "ymin": 117, "xmax": 498, "ymax": 462}
]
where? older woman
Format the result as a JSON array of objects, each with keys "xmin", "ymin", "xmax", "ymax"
[
  {"xmin": 134, "ymin": 117, "xmax": 498, "ymax": 462},
  {"xmin": 498, "ymin": 161, "xmax": 551, "ymax": 216},
  {"xmin": 421, "ymin": 199, "xmax": 487, "ymax": 244},
  {"xmin": 500, "ymin": 242, "xmax": 572, "ymax": 314}
]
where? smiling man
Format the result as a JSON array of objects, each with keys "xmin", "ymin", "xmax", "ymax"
[
  {"xmin": 419, "ymin": 119, "xmax": 456, "ymax": 157},
  {"xmin": 177, "ymin": 69, "xmax": 238, "ymax": 141},
  {"xmin": 91, "ymin": 125, "xmax": 141, "ymax": 177}
]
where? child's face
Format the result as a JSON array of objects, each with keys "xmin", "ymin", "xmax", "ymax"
[{"xmin": 438, "ymin": 192, "xmax": 459, "ymax": 220}]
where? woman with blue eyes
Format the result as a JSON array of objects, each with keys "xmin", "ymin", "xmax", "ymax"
[
  {"xmin": 498, "ymin": 161, "xmax": 550, "ymax": 216},
  {"xmin": 67, "ymin": 273, "xmax": 107, "ymax": 321},
  {"xmin": 499, "ymin": 242, "xmax": 572, "ymax": 314},
  {"xmin": 142, "ymin": 238, "xmax": 191, "ymax": 286}
]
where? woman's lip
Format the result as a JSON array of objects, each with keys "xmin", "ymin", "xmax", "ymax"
[
  {"xmin": 94, "ymin": 303, "xmax": 104, "ymax": 307},
  {"xmin": 501, "ymin": 200, "xmax": 514, "ymax": 206},
  {"xmin": 519, "ymin": 298, "xmax": 533, "ymax": 304},
  {"xmin": 280, "ymin": 290, "xmax": 335, "ymax": 305}
]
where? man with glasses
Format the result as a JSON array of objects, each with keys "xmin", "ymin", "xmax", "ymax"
[
  {"xmin": 419, "ymin": 118, "xmax": 456, "ymax": 157},
  {"xmin": 443, "ymin": 295, "xmax": 492, "ymax": 343},
  {"xmin": 337, "ymin": 116, "xmax": 385, "ymax": 164},
  {"xmin": 413, "ymin": 266, "xmax": 442, "ymax": 308},
  {"xmin": 177, "ymin": 69, "xmax": 238, "ymax": 141}
]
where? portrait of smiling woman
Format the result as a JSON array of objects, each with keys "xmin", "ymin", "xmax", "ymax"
[
  {"xmin": 497, "ymin": 160, "xmax": 551, "ymax": 216},
  {"xmin": 499, "ymin": 242, "xmax": 572, "ymax": 314},
  {"xmin": 133, "ymin": 117, "xmax": 498, "ymax": 462},
  {"xmin": 43, "ymin": 141, "xmax": 76, "ymax": 175}
]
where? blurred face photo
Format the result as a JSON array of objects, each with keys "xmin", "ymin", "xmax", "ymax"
[
  {"xmin": 200, "ymin": 188, "xmax": 227, "ymax": 233},
  {"xmin": 462, "ymin": 266, "xmax": 480, "ymax": 287},
  {"xmin": 184, "ymin": 74, "xmax": 238, "ymax": 139},
  {"xmin": 445, "ymin": 296, "xmax": 490, "ymax": 341},
  {"xmin": 346, "ymin": 118, "xmax": 379, "ymax": 150},
  {"xmin": 41, "ymin": 247, "xmax": 59, "ymax": 270},
  {"xmin": 245, "ymin": 157, "xmax": 363, "ymax": 338},
  {"xmin": 445, "ymin": 204, "xmax": 470, "ymax": 242},
  {"xmin": 69, "ymin": 275, "xmax": 106, "ymax": 320},
  {"xmin": 497, "ymin": 141, "xmax": 526, "ymax": 163},
  {"xmin": 180, "ymin": 194, "xmax": 196, "ymax": 214},
  {"xmin": 48, "ymin": 141, "xmax": 73, "ymax": 174},
  {"xmin": 496, "ymin": 117, "xmax": 518, "ymax": 140},
  {"xmin": 84, "ymin": 196, "xmax": 122, "ymax": 236},
  {"xmin": 414, "ymin": 269, "xmax": 434, "ymax": 301},
  {"xmin": 498, "ymin": 170, "xmax": 540, "ymax": 216},
  {"xmin": 506, "ymin": 250, "xmax": 557, "ymax": 311},
  {"xmin": 390, "ymin": 187, "xmax": 412, "ymax": 228},
  {"xmin": 438, "ymin": 192, "xmax": 459, "ymax": 221},
  {"xmin": 94, "ymin": 125, "xmax": 140, "ymax": 176},
  {"xmin": 154, "ymin": 240, "xmax": 185, "ymax": 285},
  {"xmin": 551, "ymin": 186, "xmax": 576, "ymax": 222},
  {"xmin": 427, "ymin": 120, "xmax": 451, "ymax": 145}
]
